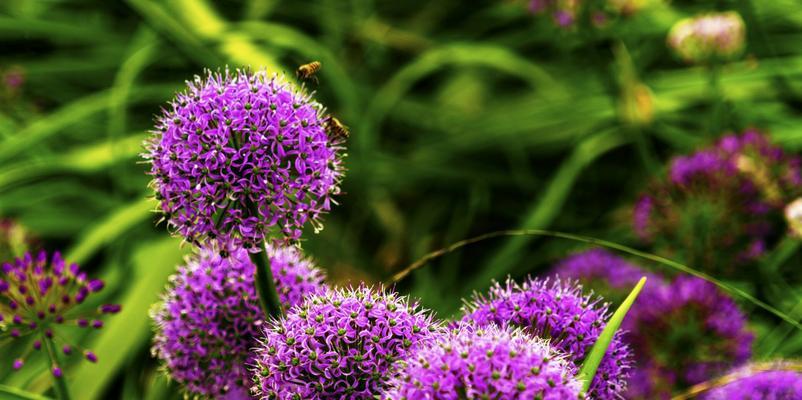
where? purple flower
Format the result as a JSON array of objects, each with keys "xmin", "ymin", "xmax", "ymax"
[
  {"xmin": 144, "ymin": 68, "xmax": 345, "ymax": 249},
  {"xmin": 702, "ymin": 363, "xmax": 802, "ymax": 400},
  {"xmin": 383, "ymin": 324, "xmax": 582, "ymax": 400},
  {"xmin": 151, "ymin": 243, "xmax": 327, "ymax": 398},
  {"xmin": 634, "ymin": 130, "xmax": 802, "ymax": 272},
  {"xmin": 253, "ymin": 285, "xmax": 442, "ymax": 399},
  {"xmin": 0, "ymin": 251, "xmax": 120, "ymax": 376},
  {"xmin": 462, "ymin": 277, "xmax": 631, "ymax": 400},
  {"xmin": 551, "ymin": 248, "xmax": 666, "ymax": 293},
  {"xmin": 624, "ymin": 275, "xmax": 753, "ymax": 398}
]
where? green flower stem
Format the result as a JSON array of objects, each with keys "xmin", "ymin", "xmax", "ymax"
[
  {"xmin": 708, "ymin": 62, "xmax": 724, "ymax": 136},
  {"xmin": 249, "ymin": 243, "xmax": 284, "ymax": 320},
  {"xmin": 578, "ymin": 277, "xmax": 647, "ymax": 393},
  {"xmin": 42, "ymin": 337, "xmax": 71, "ymax": 400}
]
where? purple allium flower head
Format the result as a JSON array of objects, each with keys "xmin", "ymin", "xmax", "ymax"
[
  {"xmin": 253, "ymin": 285, "xmax": 442, "ymax": 399},
  {"xmin": 383, "ymin": 324, "xmax": 582, "ymax": 400},
  {"xmin": 551, "ymin": 248, "xmax": 666, "ymax": 292},
  {"xmin": 634, "ymin": 130, "xmax": 802, "ymax": 273},
  {"xmin": 151, "ymin": 242, "xmax": 327, "ymax": 398},
  {"xmin": 462, "ymin": 277, "xmax": 631, "ymax": 400},
  {"xmin": 624, "ymin": 275, "xmax": 753, "ymax": 399},
  {"xmin": 0, "ymin": 251, "xmax": 120, "ymax": 376},
  {"xmin": 144, "ymin": 68, "xmax": 345, "ymax": 249},
  {"xmin": 668, "ymin": 11, "xmax": 746, "ymax": 63},
  {"xmin": 702, "ymin": 363, "xmax": 802, "ymax": 400}
]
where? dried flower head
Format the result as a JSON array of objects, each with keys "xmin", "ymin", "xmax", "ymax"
[
  {"xmin": 253, "ymin": 285, "xmax": 442, "ymax": 399},
  {"xmin": 702, "ymin": 362, "xmax": 802, "ymax": 400},
  {"xmin": 624, "ymin": 276, "xmax": 753, "ymax": 398},
  {"xmin": 151, "ymin": 243, "xmax": 326, "ymax": 398},
  {"xmin": 0, "ymin": 251, "xmax": 120, "ymax": 376},
  {"xmin": 633, "ymin": 130, "xmax": 802, "ymax": 273},
  {"xmin": 462, "ymin": 277, "xmax": 631, "ymax": 400},
  {"xmin": 144, "ymin": 68, "xmax": 344, "ymax": 249},
  {"xmin": 668, "ymin": 11, "xmax": 746, "ymax": 63},
  {"xmin": 383, "ymin": 324, "xmax": 582, "ymax": 400}
]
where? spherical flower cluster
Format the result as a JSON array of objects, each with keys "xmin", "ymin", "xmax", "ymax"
[
  {"xmin": 528, "ymin": 0, "xmax": 647, "ymax": 28},
  {"xmin": 151, "ymin": 243, "xmax": 326, "ymax": 398},
  {"xmin": 383, "ymin": 324, "xmax": 582, "ymax": 400},
  {"xmin": 702, "ymin": 363, "xmax": 802, "ymax": 400},
  {"xmin": 462, "ymin": 277, "xmax": 631, "ymax": 400},
  {"xmin": 144, "ymin": 68, "xmax": 344, "ymax": 248},
  {"xmin": 253, "ymin": 286, "xmax": 442, "ymax": 399},
  {"xmin": 624, "ymin": 275, "xmax": 753, "ymax": 398},
  {"xmin": 668, "ymin": 11, "xmax": 746, "ymax": 63},
  {"xmin": 0, "ymin": 251, "xmax": 120, "ymax": 376},
  {"xmin": 550, "ymin": 248, "xmax": 666, "ymax": 304},
  {"xmin": 633, "ymin": 130, "xmax": 802, "ymax": 273}
]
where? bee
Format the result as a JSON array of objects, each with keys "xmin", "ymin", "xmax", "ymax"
[
  {"xmin": 325, "ymin": 116, "xmax": 349, "ymax": 141},
  {"xmin": 296, "ymin": 61, "xmax": 322, "ymax": 84}
]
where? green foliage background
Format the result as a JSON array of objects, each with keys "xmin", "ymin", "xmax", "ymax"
[{"xmin": 2, "ymin": 0, "xmax": 802, "ymax": 398}]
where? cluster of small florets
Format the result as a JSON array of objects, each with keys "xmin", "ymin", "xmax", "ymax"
[
  {"xmin": 634, "ymin": 130, "xmax": 802, "ymax": 273},
  {"xmin": 550, "ymin": 248, "xmax": 666, "ymax": 304},
  {"xmin": 151, "ymin": 243, "xmax": 326, "ymax": 398},
  {"xmin": 624, "ymin": 275, "xmax": 753, "ymax": 398},
  {"xmin": 0, "ymin": 251, "xmax": 120, "ymax": 376},
  {"xmin": 253, "ymin": 286, "xmax": 442, "ymax": 399},
  {"xmin": 462, "ymin": 277, "xmax": 631, "ymax": 400},
  {"xmin": 668, "ymin": 11, "xmax": 746, "ymax": 63},
  {"xmin": 144, "ymin": 68, "xmax": 344, "ymax": 248},
  {"xmin": 702, "ymin": 362, "xmax": 802, "ymax": 400},
  {"xmin": 383, "ymin": 324, "xmax": 583, "ymax": 400}
]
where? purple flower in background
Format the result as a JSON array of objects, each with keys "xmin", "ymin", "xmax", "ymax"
[
  {"xmin": 528, "ymin": 0, "xmax": 646, "ymax": 28},
  {"xmin": 0, "ymin": 251, "xmax": 120, "ymax": 376},
  {"xmin": 633, "ymin": 130, "xmax": 802, "ymax": 274},
  {"xmin": 151, "ymin": 243, "xmax": 326, "ymax": 398},
  {"xmin": 702, "ymin": 363, "xmax": 802, "ymax": 400},
  {"xmin": 253, "ymin": 286, "xmax": 442, "ymax": 399},
  {"xmin": 624, "ymin": 275, "xmax": 753, "ymax": 399},
  {"xmin": 462, "ymin": 277, "xmax": 631, "ymax": 400},
  {"xmin": 383, "ymin": 324, "xmax": 582, "ymax": 400},
  {"xmin": 144, "ymin": 68, "xmax": 344, "ymax": 249},
  {"xmin": 550, "ymin": 249, "xmax": 666, "ymax": 303}
]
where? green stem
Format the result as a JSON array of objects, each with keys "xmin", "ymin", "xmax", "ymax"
[
  {"xmin": 42, "ymin": 337, "xmax": 70, "ymax": 400},
  {"xmin": 245, "ymin": 200, "xmax": 283, "ymax": 320},
  {"xmin": 708, "ymin": 62, "xmax": 724, "ymax": 136},
  {"xmin": 249, "ymin": 244, "xmax": 283, "ymax": 320}
]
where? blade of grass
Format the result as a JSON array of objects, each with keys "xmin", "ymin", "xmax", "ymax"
[
  {"xmin": 392, "ymin": 229, "xmax": 802, "ymax": 331},
  {"xmin": 578, "ymin": 277, "xmax": 646, "ymax": 392},
  {"xmin": 0, "ymin": 385, "xmax": 51, "ymax": 400}
]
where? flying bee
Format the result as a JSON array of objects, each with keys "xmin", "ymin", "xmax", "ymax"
[
  {"xmin": 296, "ymin": 61, "xmax": 321, "ymax": 84},
  {"xmin": 325, "ymin": 116, "xmax": 349, "ymax": 141}
]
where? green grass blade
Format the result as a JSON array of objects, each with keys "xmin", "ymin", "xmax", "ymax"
[
  {"xmin": 0, "ymin": 385, "xmax": 52, "ymax": 400},
  {"xmin": 578, "ymin": 277, "xmax": 646, "ymax": 392}
]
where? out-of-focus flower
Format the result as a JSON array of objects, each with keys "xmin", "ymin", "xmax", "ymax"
[
  {"xmin": 0, "ymin": 251, "xmax": 120, "ymax": 376},
  {"xmin": 701, "ymin": 362, "xmax": 802, "ymax": 400},
  {"xmin": 383, "ymin": 324, "xmax": 582, "ymax": 400},
  {"xmin": 785, "ymin": 197, "xmax": 802, "ymax": 237},
  {"xmin": 668, "ymin": 11, "xmax": 746, "ymax": 63},
  {"xmin": 462, "ymin": 277, "xmax": 631, "ymax": 400},
  {"xmin": 624, "ymin": 275, "xmax": 752, "ymax": 399},
  {"xmin": 550, "ymin": 248, "xmax": 666, "ymax": 304},
  {"xmin": 528, "ymin": 0, "xmax": 651, "ymax": 28},
  {"xmin": 253, "ymin": 286, "xmax": 442, "ymax": 399},
  {"xmin": 143, "ymin": 68, "xmax": 344, "ymax": 249},
  {"xmin": 151, "ymin": 243, "xmax": 326, "ymax": 398},
  {"xmin": 0, "ymin": 219, "xmax": 34, "ymax": 263},
  {"xmin": 633, "ymin": 130, "xmax": 802, "ymax": 273}
]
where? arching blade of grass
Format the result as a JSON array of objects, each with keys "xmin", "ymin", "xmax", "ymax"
[
  {"xmin": 578, "ymin": 277, "xmax": 646, "ymax": 393},
  {"xmin": 392, "ymin": 229, "xmax": 802, "ymax": 331}
]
